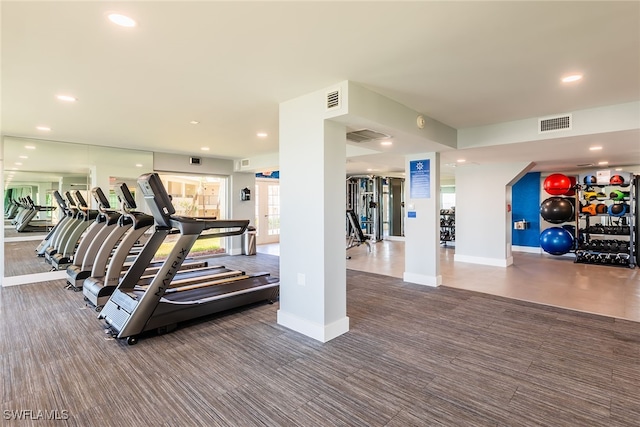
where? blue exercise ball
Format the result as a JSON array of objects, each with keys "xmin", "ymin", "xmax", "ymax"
[{"xmin": 540, "ymin": 227, "xmax": 574, "ymax": 255}]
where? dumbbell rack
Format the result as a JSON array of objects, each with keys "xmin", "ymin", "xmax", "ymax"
[
  {"xmin": 440, "ymin": 209, "xmax": 455, "ymax": 245},
  {"xmin": 575, "ymin": 172, "xmax": 637, "ymax": 268}
]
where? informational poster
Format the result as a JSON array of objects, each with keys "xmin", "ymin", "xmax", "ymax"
[{"xmin": 409, "ymin": 159, "xmax": 430, "ymax": 199}]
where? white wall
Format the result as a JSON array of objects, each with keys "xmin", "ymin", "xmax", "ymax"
[
  {"xmin": 458, "ymin": 102, "xmax": 640, "ymax": 149},
  {"xmin": 454, "ymin": 162, "xmax": 534, "ymax": 267},
  {"xmin": 229, "ymin": 171, "xmax": 256, "ymax": 255}
]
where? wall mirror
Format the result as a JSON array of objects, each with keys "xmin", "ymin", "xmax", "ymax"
[{"xmin": 3, "ymin": 136, "xmax": 153, "ymax": 278}]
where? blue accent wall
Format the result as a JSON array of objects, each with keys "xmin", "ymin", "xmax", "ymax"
[{"xmin": 512, "ymin": 172, "xmax": 541, "ymax": 247}]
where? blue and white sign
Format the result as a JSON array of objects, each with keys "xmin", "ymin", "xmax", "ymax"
[{"xmin": 409, "ymin": 159, "xmax": 430, "ymax": 199}]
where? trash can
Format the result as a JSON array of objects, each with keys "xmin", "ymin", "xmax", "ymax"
[{"xmin": 242, "ymin": 226, "xmax": 257, "ymax": 255}]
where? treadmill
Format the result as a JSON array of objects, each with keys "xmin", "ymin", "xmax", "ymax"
[
  {"xmin": 99, "ymin": 172, "xmax": 279, "ymax": 345},
  {"xmin": 66, "ymin": 187, "xmax": 122, "ymax": 290},
  {"xmin": 15, "ymin": 195, "xmax": 56, "ymax": 232},
  {"xmin": 82, "ymin": 182, "xmax": 210, "ymax": 310},
  {"xmin": 36, "ymin": 191, "xmax": 70, "ymax": 256}
]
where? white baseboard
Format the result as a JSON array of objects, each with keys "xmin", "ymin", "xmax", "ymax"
[
  {"xmin": 512, "ymin": 245, "xmax": 542, "ymax": 254},
  {"xmin": 402, "ymin": 272, "xmax": 441, "ymax": 287},
  {"xmin": 277, "ymin": 310, "xmax": 349, "ymax": 343},
  {"xmin": 2, "ymin": 270, "xmax": 67, "ymax": 287},
  {"xmin": 454, "ymin": 254, "xmax": 513, "ymax": 267}
]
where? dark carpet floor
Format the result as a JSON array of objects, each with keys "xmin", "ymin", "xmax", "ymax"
[{"xmin": 0, "ymin": 253, "xmax": 638, "ymax": 426}]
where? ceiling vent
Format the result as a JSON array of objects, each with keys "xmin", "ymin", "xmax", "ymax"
[
  {"xmin": 240, "ymin": 159, "xmax": 250, "ymax": 168},
  {"xmin": 539, "ymin": 114, "xmax": 572, "ymax": 133},
  {"xmin": 326, "ymin": 89, "xmax": 341, "ymax": 110},
  {"xmin": 346, "ymin": 129, "xmax": 391, "ymax": 143}
]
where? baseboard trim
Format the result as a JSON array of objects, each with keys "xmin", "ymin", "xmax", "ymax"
[
  {"xmin": 277, "ymin": 310, "xmax": 349, "ymax": 343},
  {"xmin": 402, "ymin": 272, "xmax": 441, "ymax": 287},
  {"xmin": 454, "ymin": 254, "xmax": 513, "ymax": 267}
]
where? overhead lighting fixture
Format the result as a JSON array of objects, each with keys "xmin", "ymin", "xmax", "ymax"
[
  {"xmin": 56, "ymin": 94, "xmax": 77, "ymax": 102},
  {"xmin": 457, "ymin": 159, "xmax": 466, "ymax": 163},
  {"xmin": 598, "ymin": 161, "xmax": 609, "ymax": 165},
  {"xmin": 25, "ymin": 145, "xmax": 36, "ymax": 150},
  {"xmin": 201, "ymin": 147, "xmax": 210, "ymax": 151},
  {"xmin": 135, "ymin": 163, "xmax": 143, "ymax": 167},
  {"xmin": 257, "ymin": 132, "xmax": 268, "ymax": 138},
  {"xmin": 562, "ymin": 74, "xmax": 583, "ymax": 83},
  {"xmin": 36, "ymin": 126, "xmax": 51, "ymax": 131},
  {"xmin": 189, "ymin": 121, "xmax": 200, "ymax": 125},
  {"xmin": 108, "ymin": 13, "xmax": 137, "ymax": 27},
  {"xmin": 589, "ymin": 146, "xmax": 602, "ymax": 151},
  {"xmin": 380, "ymin": 141, "xmax": 392, "ymax": 146},
  {"xmin": 19, "ymin": 156, "xmax": 28, "ymax": 159},
  {"xmin": 615, "ymin": 168, "xmax": 623, "ymax": 171},
  {"xmin": 14, "ymin": 162, "xmax": 22, "ymax": 166}
]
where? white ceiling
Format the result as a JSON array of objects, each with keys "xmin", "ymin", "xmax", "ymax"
[{"xmin": 2, "ymin": 1, "xmax": 639, "ymax": 180}]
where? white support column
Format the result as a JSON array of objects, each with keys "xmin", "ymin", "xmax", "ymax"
[
  {"xmin": 403, "ymin": 152, "xmax": 441, "ymax": 287},
  {"xmin": 277, "ymin": 90, "xmax": 349, "ymax": 343}
]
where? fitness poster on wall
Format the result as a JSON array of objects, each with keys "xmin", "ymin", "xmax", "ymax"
[{"xmin": 409, "ymin": 159, "xmax": 430, "ymax": 199}]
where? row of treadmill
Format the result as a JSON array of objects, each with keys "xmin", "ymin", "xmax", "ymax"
[
  {"xmin": 6, "ymin": 194, "xmax": 57, "ymax": 232},
  {"xmin": 35, "ymin": 172, "xmax": 279, "ymax": 345}
]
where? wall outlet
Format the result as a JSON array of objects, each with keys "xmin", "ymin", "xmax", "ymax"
[{"xmin": 297, "ymin": 273, "xmax": 306, "ymax": 286}]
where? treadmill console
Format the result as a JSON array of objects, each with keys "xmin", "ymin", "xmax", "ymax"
[
  {"xmin": 138, "ymin": 173, "xmax": 175, "ymax": 228},
  {"xmin": 74, "ymin": 191, "xmax": 88, "ymax": 208},
  {"xmin": 53, "ymin": 191, "xmax": 67, "ymax": 210},
  {"xmin": 115, "ymin": 182, "xmax": 137, "ymax": 210},
  {"xmin": 65, "ymin": 191, "xmax": 76, "ymax": 207},
  {"xmin": 91, "ymin": 187, "xmax": 111, "ymax": 209}
]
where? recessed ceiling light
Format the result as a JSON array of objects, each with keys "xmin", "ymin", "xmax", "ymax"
[
  {"xmin": 56, "ymin": 94, "xmax": 77, "ymax": 102},
  {"xmin": 598, "ymin": 161, "xmax": 609, "ymax": 165},
  {"xmin": 615, "ymin": 168, "xmax": 623, "ymax": 171},
  {"xmin": 366, "ymin": 168, "xmax": 373, "ymax": 172},
  {"xmin": 135, "ymin": 163, "xmax": 143, "ymax": 167},
  {"xmin": 380, "ymin": 141, "xmax": 392, "ymax": 146},
  {"xmin": 25, "ymin": 145, "xmax": 36, "ymax": 150},
  {"xmin": 589, "ymin": 146, "xmax": 602, "ymax": 151},
  {"xmin": 14, "ymin": 162, "xmax": 22, "ymax": 166},
  {"xmin": 108, "ymin": 13, "xmax": 137, "ymax": 27},
  {"xmin": 19, "ymin": 156, "xmax": 28, "ymax": 159},
  {"xmin": 201, "ymin": 147, "xmax": 210, "ymax": 151},
  {"xmin": 562, "ymin": 74, "xmax": 583, "ymax": 83},
  {"xmin": 189, "ymin": 121, "xmax": 200, "ymax": 125},
  {"xmin": 36, "ymin": 126, "xmax": 51, "ymax": 131},
  {"xmin": 457, "ymin": 159, "xmax": 466, "ymax": 163},
  {"xmin": 257, "ymin": 132, "xmax": 268, "ymax": 138}
]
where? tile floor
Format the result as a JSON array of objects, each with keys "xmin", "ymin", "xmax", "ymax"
[{"xmin": 259, "ymin": 240, "xmax": 640, "ymax": 322}]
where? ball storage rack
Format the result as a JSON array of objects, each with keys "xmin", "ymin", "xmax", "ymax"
[{"xmin": 574, "ymin": 172, "xmax": 637, "ymax": 268}]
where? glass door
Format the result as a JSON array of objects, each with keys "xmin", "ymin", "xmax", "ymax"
[{"xmin": 255, "ymin": 179, "xmax": 280, "ymax": 245}]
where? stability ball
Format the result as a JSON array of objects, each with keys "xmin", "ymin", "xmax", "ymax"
[
  {"xmin": 540, "ymin": 197, "xmax": 574, "ymax": 224},
  {"xmin": 543, "ymin": 174, "xmax": 573, "ymax": 196},
  {"xmin": 540, "ymin": 227, "xmax": 574, "ymax": 255}
]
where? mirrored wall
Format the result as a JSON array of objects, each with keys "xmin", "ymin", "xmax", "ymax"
[{"xmin": 3, "ymin": 136, "xmax": 153, "ymax": 277}]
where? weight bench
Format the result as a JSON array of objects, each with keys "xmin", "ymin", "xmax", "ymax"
[{"xmin": 346, "ymin": 209, "xmax": 371, "ymax": 259}]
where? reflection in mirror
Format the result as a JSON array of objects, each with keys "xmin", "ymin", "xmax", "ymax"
[{"xmin": 3, "ymin": 136, "xmax": 153, "ymax": 278}]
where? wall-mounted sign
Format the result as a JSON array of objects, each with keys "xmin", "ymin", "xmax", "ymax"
[
  {"xmin": 407, "ymin": 211, "xmax": 417, "ymax": 218},
  {"xmin": 409, "ymin": 159, "xmax": 430, "ymax": 199}
]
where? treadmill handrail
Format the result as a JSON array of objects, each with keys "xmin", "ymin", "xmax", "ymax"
[{"xmin": 168, "ymin": 217, "xmax": 248, "ymax": 237}]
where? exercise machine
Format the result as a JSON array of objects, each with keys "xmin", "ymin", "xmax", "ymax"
[
  {"xmin": 65, "ymin": 187, "xmax": 121, "ymax": 290},
  {"xmin": 346, "ymin": 209, "xmax": 371, "ymax": 259},
  {"xmin": 99, "ymin": 172, "xmax": 279, "ymax": 344}
]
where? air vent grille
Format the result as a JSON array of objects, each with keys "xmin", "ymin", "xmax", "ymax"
[
  {"xmin": 346, "ymin": 129, "xmax": 391, "ymax": 143},
  {"xmin": 539, "ymin": 114, "xmax": 572, "ymax": 133},
  {"xmin": 326, "ymin": 89, "xmax": 340, "ymax": 110},
  {"xmin": 240, "ymin": 159, "xmax": 250, "ymax": 167}
]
